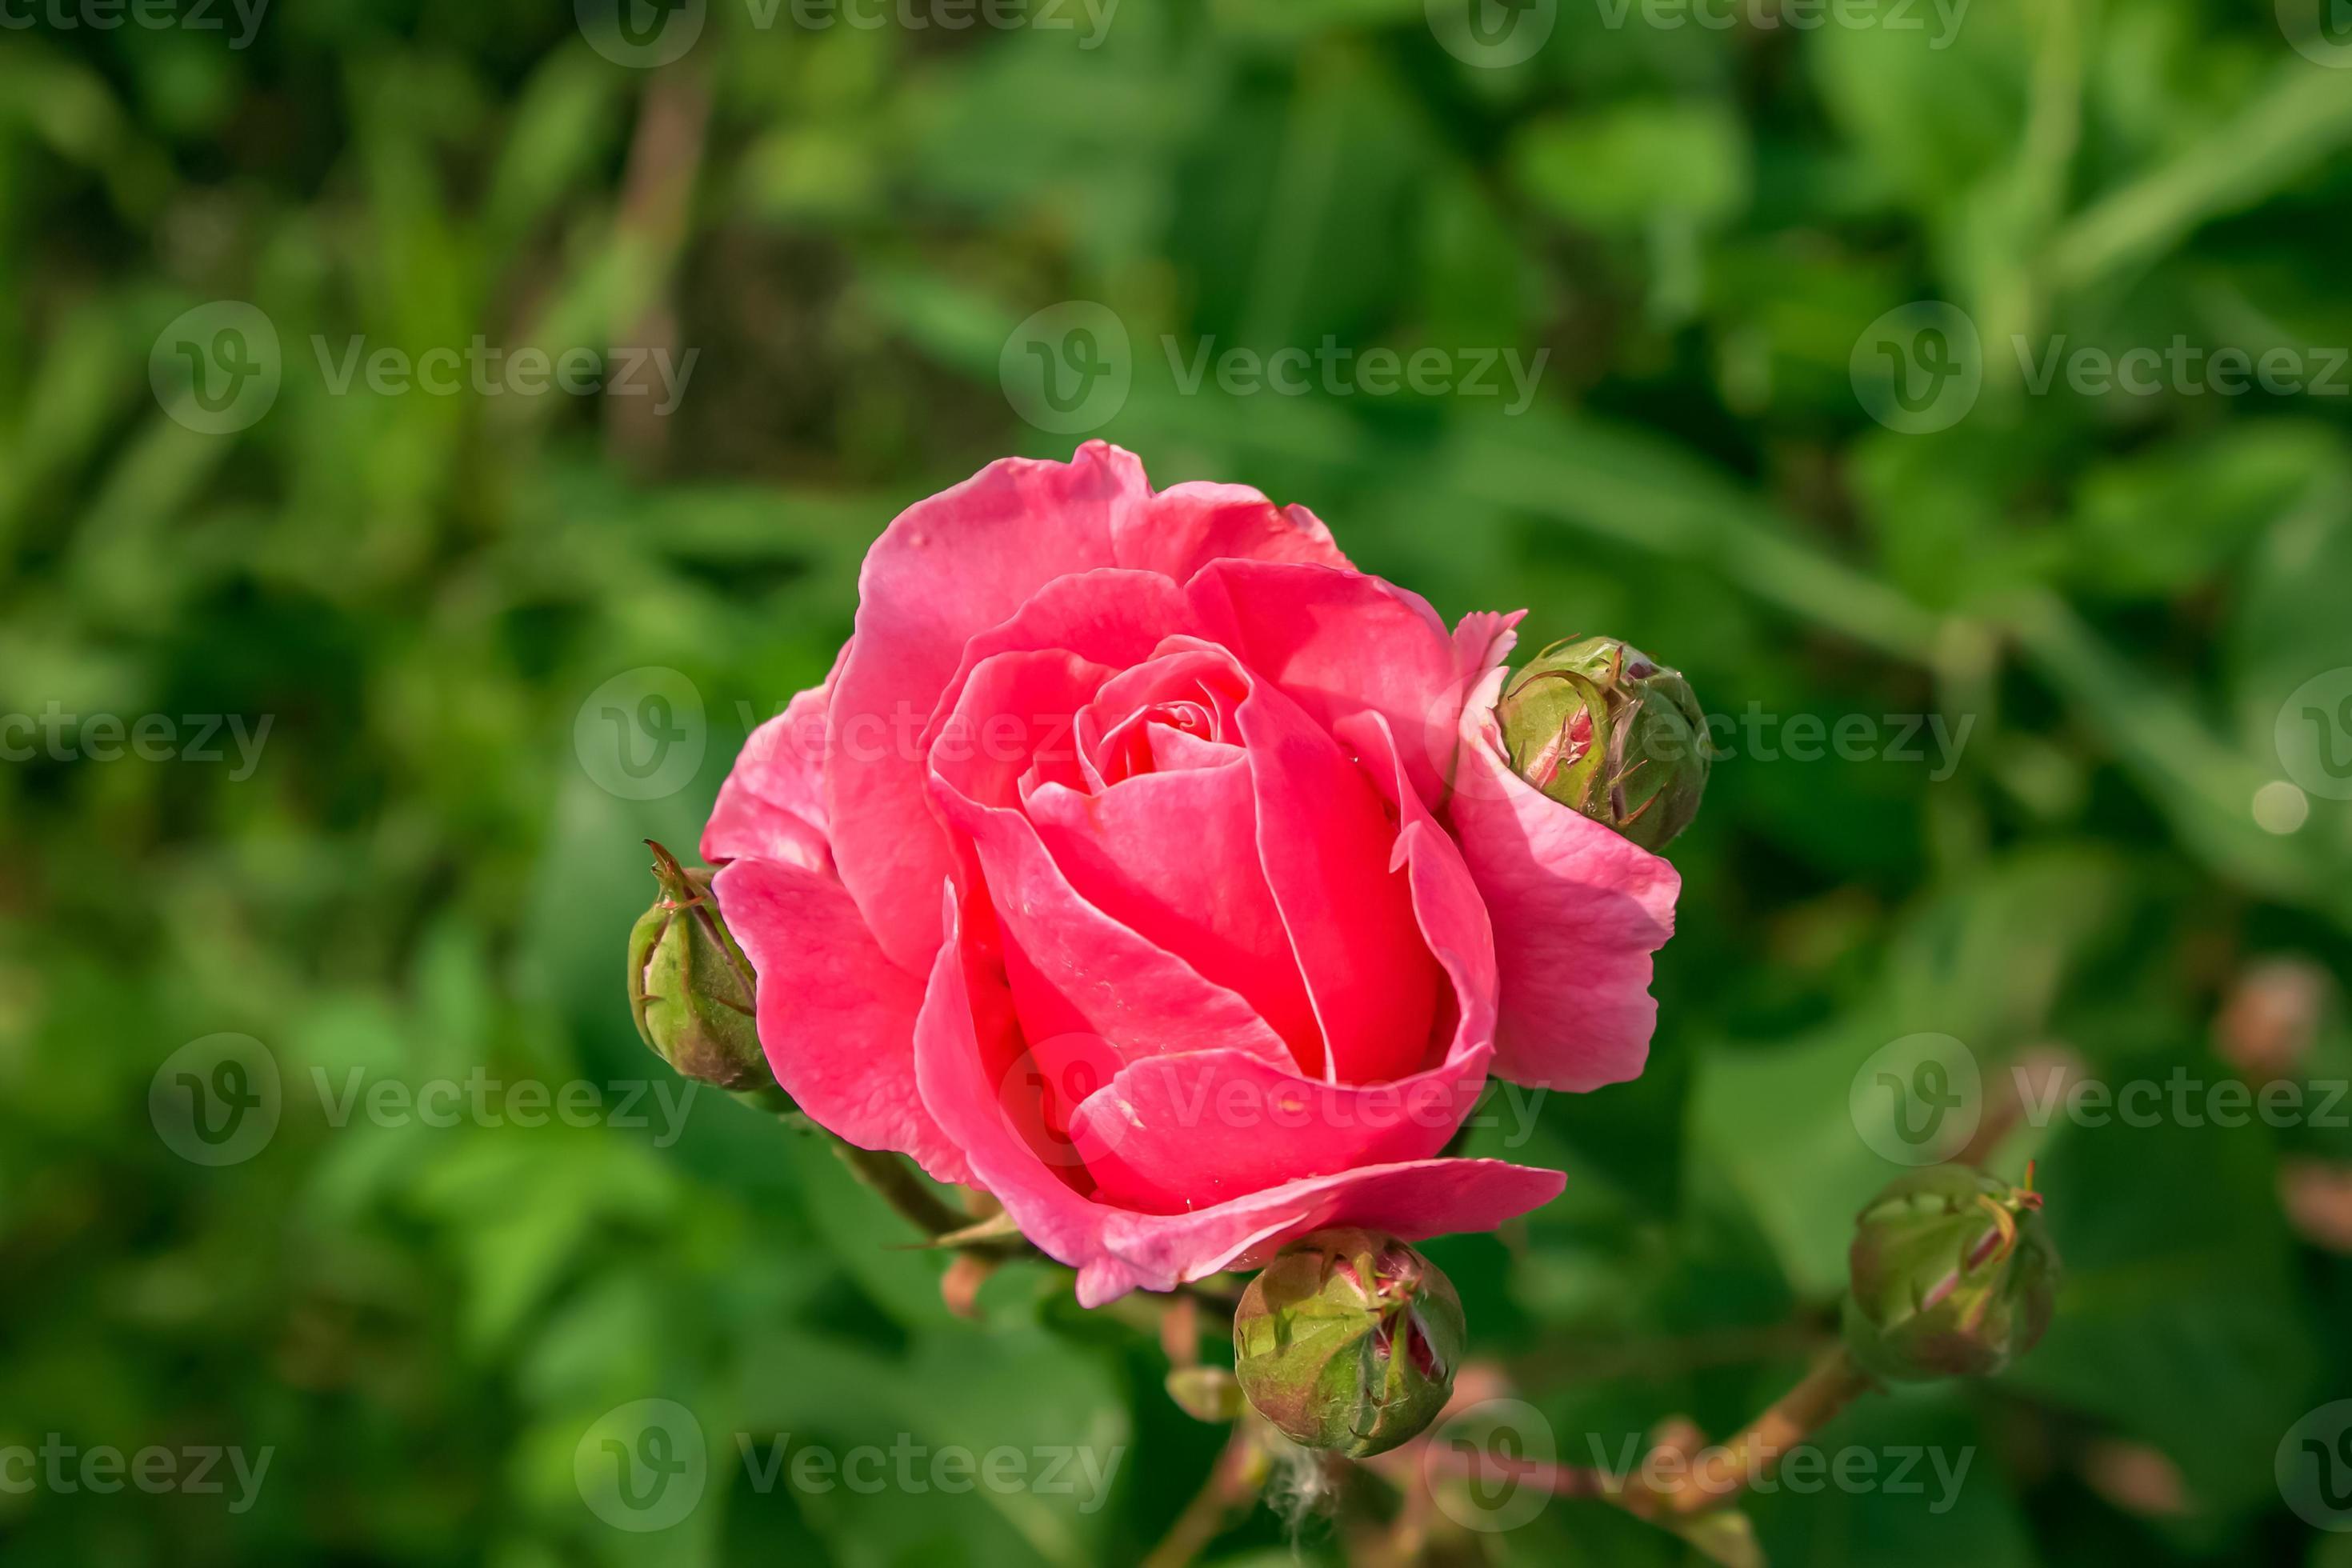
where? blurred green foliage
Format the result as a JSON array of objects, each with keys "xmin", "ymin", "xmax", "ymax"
[{"xmin": 5, "ymin": 0, "xmax": 2352, "ymax": 1563}]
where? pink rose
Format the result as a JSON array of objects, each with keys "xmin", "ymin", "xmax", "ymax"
[{"xmin": 703, "ymin": 443, "xmax": 1679, "ymax": 1305}]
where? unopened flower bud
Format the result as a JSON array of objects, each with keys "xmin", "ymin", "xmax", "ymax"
[
  {"xmin": 1842, "ymin": 1165, "xmax": 2057, "ymax": 1382},
  {"xmin": 1497, "ymin": 635, "xmax": 1709, "ymax": 851},
  {"xmin": 1231, "ymin": 1229, "xmax": 1466, "ymax": 1458},
  {"xmin": 627, "ymin": 841, "xmax": 770, "ymax": 1094}
]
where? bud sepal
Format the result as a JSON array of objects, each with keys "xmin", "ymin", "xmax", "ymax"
[
  {"xmin": 1497, "ymin": 634, "xmax": 1710, "ymax": 851},
  {"xmin": 1842, "ymin": 1164, "xmax": 2056, "ymax": 1382},
  {"xmin": 1231, "ymin": 1229, "xmax": 1466, "ymax": 1458},
  {"xmin": 627, "ymin": 841, "xmax": 772, "ymax": 1094}
]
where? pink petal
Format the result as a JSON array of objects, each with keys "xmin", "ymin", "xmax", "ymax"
[
  {"xmin": 1085, "ymin": 1158, "xmax": 1564, "ymax": 1306},
  {"xmin": 1110, "ymin": 479, "xmax": 1352, "ymax": 579},
  {"xmin": 1448, "ymin": 666, "xmax": 1681, "ymax": 1091},
  {"xmin": 1065, "ymin": 1044, "xmax": 1494, "ymax": 1213},
  {"xmin": 910, "ymin": 900, "xmax": 1564, "ymax": 1305},
  {"xmin": 827, "ymin": 448, "xmax": 1135, "ymax": 970},
  {"xmin": 1185, "ymin": 560, "xmax": 1473, "ymax": 809},
  {"xmin": 1025, "ymin": 762, "xmax": 1324, "ymax": 1076},
  {"xmin": 828, "ymin": 446, "xmax": 1354, "ymax": 974},
  {"xmin": 1220, "ymin": 640, "xmax": 1442, "ymax": 1086},
  {"xmin": 710, "ymin": 857, "xmax": 972, "ymax": 1185},
  {"xmin": 911, "ymin": 908, "xmax": 1109, "ymax": 1244},
  {"xmin": 702, "ymin": 680, "xmax": 834, "ymax": 874},
  {"xmin": 923, "ymin": 568, "xmax": 1195, "ymax": 762},
  {"xmin": 1342, "ymin": 708, "xmax": 1502, "ymax": 1067},
  {"xmin": 926, "ymin": 647, "xmax": 1295, "ymax": 1074},
  {"xmin": 1450, "ymin": 609, "xmax": 1524, "ymax": 707}
]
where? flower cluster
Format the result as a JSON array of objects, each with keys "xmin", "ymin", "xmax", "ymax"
[{"xmin": 695, "ymin": 444, "xmax": 1684, "ymax": 1304}]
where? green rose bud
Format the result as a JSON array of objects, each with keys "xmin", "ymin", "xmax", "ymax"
[
  {"xmin": 627, "ymin": 841, "xmax": 771, "ymax": 1094},
  {"xmin": 1842, "ymin": 1164, "xmax": 2057, "ymax": 1382},
  {"xmin": 1231, "ymin": 1229, "xmax": 1466, "ymax": 1458},
  {"xmin": 1497, "ymin": 635, "xmax": 1710, "ymax": 851}
]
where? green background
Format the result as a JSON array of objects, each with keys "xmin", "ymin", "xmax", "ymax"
[{"xmin": 6, "ymin": 0, "xmax": 2352, "ymax": 1562}]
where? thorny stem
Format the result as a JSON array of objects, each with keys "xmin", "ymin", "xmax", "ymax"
[
  {"xmin": 824, "ymin": 1136, "xmax": 973, "ymax": 1238},
  {"xmin": 1624, "ymin": 1345, "xmax": 1878, "ymax": 1518},
  {"xmin": 1420, "ymin": 1441, "xmax": 1614, "ymax": 1499},
  {"xmin": 1435, "ymin": 1345, "xmax": 1879, "ymax": 1522}
]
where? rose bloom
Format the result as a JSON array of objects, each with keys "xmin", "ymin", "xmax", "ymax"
[{"xmin": 702, "ymin": 444, "xmax": 1678, "ymax": 1304}]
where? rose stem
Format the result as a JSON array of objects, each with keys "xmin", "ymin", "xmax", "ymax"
[
  {"xmin": 1624, "ymin": 1344, "xmax": 1878, "ymax": 1518},
  {"xmin": 1421, "ymin": 1441, "xmax": 1615, "ymax": 1499},
  {"xmin": 1425, "ymin": 1345, "xmax": 1878, "ymax": 1520},
  {"xmin": 823, "ymin": 1134, "xmax": 971, "ymax": 1238}
]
